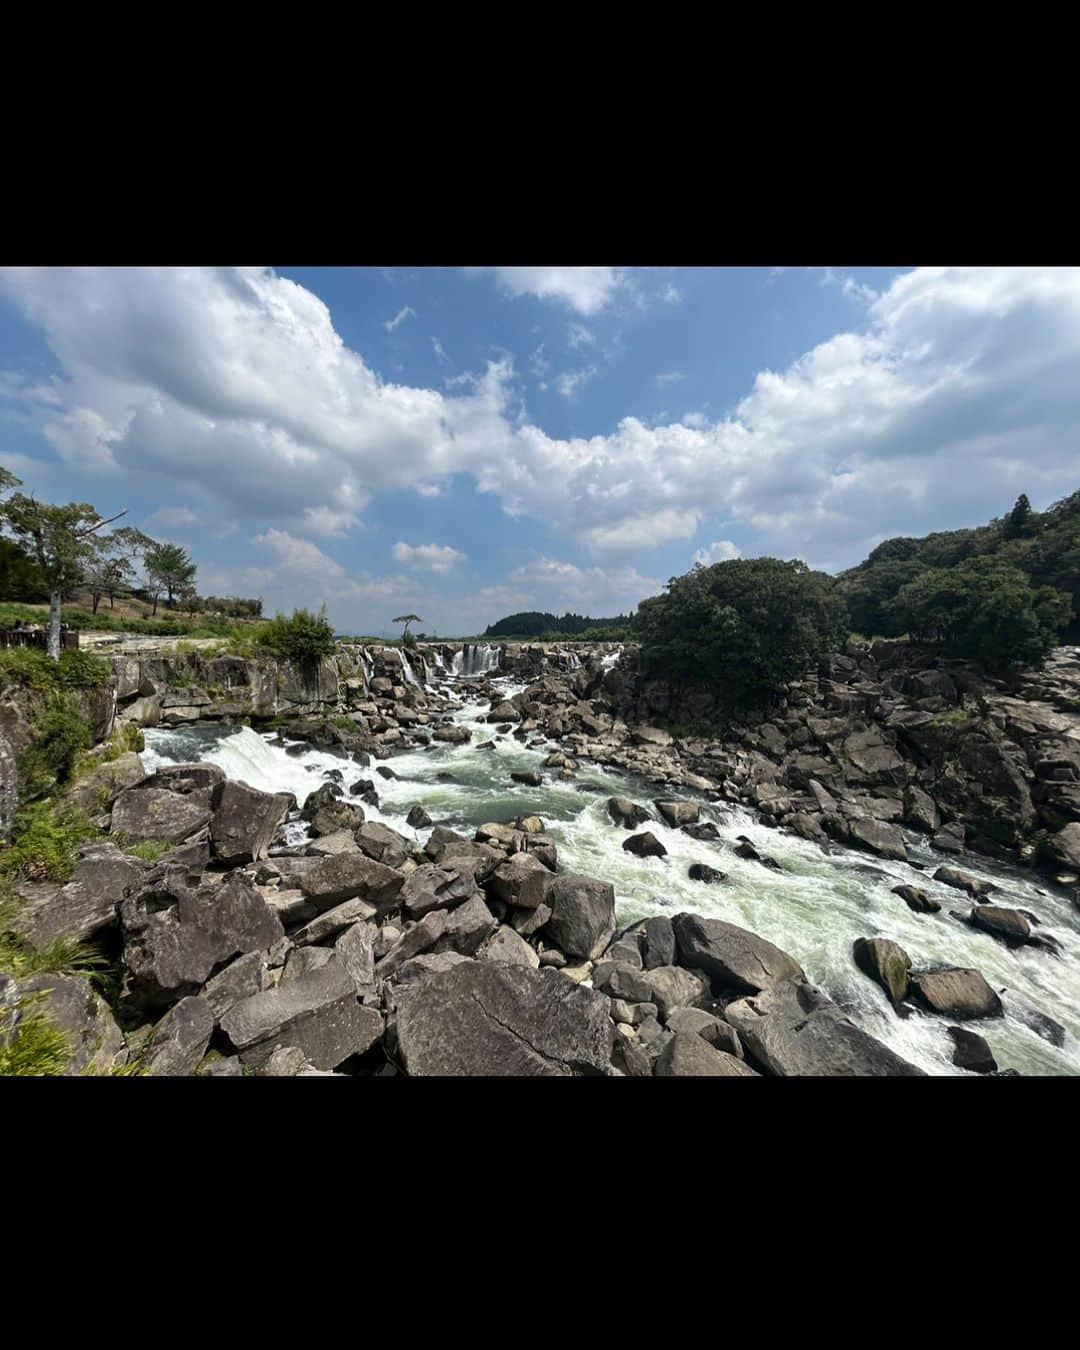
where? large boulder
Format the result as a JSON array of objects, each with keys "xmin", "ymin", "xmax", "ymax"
[
  {"xmin": 527, "ymin": 873, "xmax": 616, "ymax": 961},
  {"xmin": 11, "ymin": 844, "xmax": 146, "ymax": 952},
  {"xmin": 910, "ymin": 968, "xmax": 1003, "ymax": 1019},
  {"xmin": 301, "ymin": 784, "xmax": 365, "ymax": 837},
  {"xmin": 355, "ymin": 821, "xmax": 411, "ymax": 870},
  {"xmin": 111, "ymin": 786, "xmax": 212, "ymax": 844},
  {"xmin": 211, "ymin": 781, "xmax": 291, "ymax": 865},
  {"xmin": 635, "ymin": 964, "xmax": 709, "ymax": 1020},
  {"xmin": 892, "ymin": 884, "xmax": 941, "ymax": 915},
  {"xmin": 1044, "ymin": 822, "xmax": 1080, "ymax": 870},
  {"xmin": 143, "ymin": 996, "xmax": 215, "ymax": 1076},
  {"xmin": 852, "ymin": 937, "xmax": 911, "ymax": 1007},
  {"xmin": 478, "ymin": 924, "xmax": 540, "ymax": 969},
  {"xmin": 395, "ymin": 960, "xmax": 614, "ymax": 1076},
  {"xmin": 947, "ymin": 1026, "xmax": 998, "ymax": 1074},
  {"xmin": 845, "ymin": 817, "xmax": 909, "ymax": 862},
  {"xmin": 488, "ymin": 852, "xmax": 550, "ymax": 905},
  {"xmin": 221, "ymin": 957, "xmax": 382, "ymax": 1069},
  {"xmin": 436, "ymin": 895, "xmax": 498, "ymax": 956},
  {"xmin": 120, "ymin": 869, "xmax": 284, "ymax": 1001},
  {"xmin": 401, "ymin": 863, "xmax": 478, "ymax": 918},
  {"xmin": 655, "ymin": 1032, "xmax": 759, "ymax": 1076},
  {"xmin": 67, "ymin": 751, "xmax": 147, "ymax": 814},
  {"xmin": 933, "ymin": 867, "xmax": 995, "ymax": 899},
  {"xmin": 672, "ymin": 913, "xmax": 804, "ymax": 993},
  {"xmin": 641, "ymin": 916, "xmax": 676, "ymax": 971},
  {"xmin": 298, "ymin": 852, "xmax": 404, "ymax": 912},
  {"xmin": 969, "ymin": 905, "xmax": 1031, "ymax": 946},
  {"xmin": 608, "ymin": 797, "xmax": 652, "ymax": 828},
  {"xmin": 12, "ymin": 972, "xmax": 125, "ymax": 1075},
  {"xmin": 655, "ymin": 801, "xmax": 699, "ymax": 827},
  {"xmin": 622, "ymin": 831, "xmax": 667, "ymax": 858},
  {"xmin": 724, "ymin": 979, "xmax": 925, "ymax": 1076}
]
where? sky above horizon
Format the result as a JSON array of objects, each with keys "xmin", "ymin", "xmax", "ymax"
[{"xmin": 1, "ymin": 265, "xmax": 1077, "ymax": 637}]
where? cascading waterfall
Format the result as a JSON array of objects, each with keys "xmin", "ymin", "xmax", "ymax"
[
  {"xmin": 451, "ymin": 643, "xmax": 502, "ymax": 677},
  {"xmin": 601, "ymin": 648, "xmax": 622, "ymax": 671},
  {"xmin": 395, "ymin": 647, "xmax": 421, "ymax": 687}
]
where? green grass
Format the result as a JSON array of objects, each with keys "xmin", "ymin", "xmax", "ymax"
[
  {"xmin": 0, "ymin": 928, "xmax": 108, "ymax": 981},
  {"xmin": 118, "ymin": 839, "xmax": 169, "ymax": 863},
  {"xmin": 0, "ymin": 994, "xmax": 71, "ymax": 1075},
  {"xmin": 0, "ymin": 801, "xmax": 102, "ymax": 883},
  {"xmin": 0, "ymin": 645, "xmax": 111, "ymax": 692}
]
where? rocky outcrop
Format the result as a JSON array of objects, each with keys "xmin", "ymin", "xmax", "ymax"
[{"xmin": 671, "ymin": 913, "xmax": 805, "ymax": 993}]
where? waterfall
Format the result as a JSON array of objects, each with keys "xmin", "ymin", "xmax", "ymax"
[
  {"xmin": 601, "ymin": 647, "xmax": 622, "ymax": 671},
  {"xmin": 358, "ymin": 647, "xmax": 374, "ymax": 691},
  {"xmin": 396, "ymin": 648, "xmax": 420, "ymax": 687},
  {"xmin": 451, "ymin": 643, "xmax": 502, "ymax": 677}
]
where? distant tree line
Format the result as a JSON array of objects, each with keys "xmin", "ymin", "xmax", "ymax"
[{"xmin": 484, "ymin": 610, "xmax": 632, "ymax": 639}]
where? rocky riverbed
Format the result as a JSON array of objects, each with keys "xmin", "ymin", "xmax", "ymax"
[{"xmin": 2, "ymin": 641, "xmax": 1076, "ymax": 1076}]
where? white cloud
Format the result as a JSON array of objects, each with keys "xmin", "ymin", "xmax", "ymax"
[
  {"xmin": 693, "ymin": 539, "xmax": 741, "ymax": 566},
  {"xmin": 253, "ymin": 528, "xmax": 344, "ymax": 579},
  {"xmin": 5, "ymin": 266, "xmax": 1080, "ymax": 578},
  {"xmin": 384, "ymin": 305, "xmax": 416, "ymax": 332},
  {"xmin": 660, "ymin": 283, "xmax": 683, "ymax": 304},
  {"xmin": 510, "ymin": 556, "xmax": 661, "ymax": 613},
  {"xmin": 469, "ymin": 267, "xmax": 624, "ymax": 316},
  {"xmin": 391, "ymin": 541, "xmax": 466, "ymax": 573},
  {"xmin": 567, "ymin": 323, "xmax": 594, "ymax": 348},
  {"xmin": 146, "ymin": 506, "xmax": 198, "ymax": 528},
  {"xmin": 655, "ymin": 370, "xmax": 685, "ymax": 387},
  {"xmin": 555, "ymin": 366, "xmax": 597, "ymax": 399},
  {"xmin": 431, "ymin": 336, "xmax": 450, "ymax": 364},
  {"xmin": 681, "ymin": 411, "xmax": 707, "ymax": 428}
]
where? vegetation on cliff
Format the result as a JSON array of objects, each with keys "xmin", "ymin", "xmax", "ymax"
[
  {"xmin": 634, "ymin": 558, "xmax": 849, "ymax": 708},
  {"xmin": 484, "ymin": 611, "xmax": 632, "ymax": 640}
]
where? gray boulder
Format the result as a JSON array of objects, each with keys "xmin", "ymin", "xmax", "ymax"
[
  {"xmin": 607, "ymin": 797, "xmax": 652, "ymax": 828},
  {"xmin": 672, "ymin": 913, "xmax": 804, "ymax": 993},
  {"xmin": 355, "ymin": 821, "xmax": 411, "ymax": 870},
  {"xmin": 636, "ymin": 964, "xmax": 710, "ymax": 1020},
  {"xmin": 395, "ymin": 960, "xmax": 614, "ymax": 1076},
  {"xmin": 479, "ymin": 924, "xmax": 541, "ymax": 969},
  {"xmin": 401, "ymin": 863, "xmax": 478, "ymax": 918},
  {"xmin": 291, "ymin": 896, "xmax": 378, "ymax": 946},
  {"xmin": 375, "ymin": 910, "xmax": 449, "ymax": 979},
  {"xmin": 211, "ymin": 781, "xmax": 291, "ymax": 865},
  {"xmin": 969, "ymin": 905, "xmax": 1031, "ymax": 946},
  {"xmin": 642, "ymin": 915, "xmax": 676, "ymax": 971},
  {"xmin": 910, "ymin": 968, "xmax": 1003, "ymax": 1019},
  {"xmin": 892, "ymin": 884, "xmax": 941, "ymax": 914},
  {"xmin": 221, "ymin": 956, "xmax": 382, "ymax": 1069},
  {"xmin": 622, "ymin": 831, "xmax": 667, "ymax": 858},
  {"xmin": 436, "ymin": 894, "xmax": 499, "ymax": 956},
  {"xmin": 111, "ymin": 786, "xmax": 212, "ymax": 844},
  {"xmin": 535, "ymin": 873, "xmax": 616, "ymax": 961},
  {"xmin": 11, "ymin": 843, "xmax": 146, "ymax": 952},
  {"xmin": 947, "ymin": 1026, "xmax": 998, "ymax": 1073},
  {"xmin": 852, "ymin": 936, "xmax": 911, "ymax": 1007},
  {"xmin": 12, "ymin": 972, "xmax": 125, "ymax": 1075},
  {"xmin": 67, "ymin": 751, "xmax": 147, "ymax": 814},
  {"xmin": 933, "ymin": 866, "xmax": 994, "ymax": 898},
  {"xmin": 298, "ymin": 852, "xmax": 404, "ymax": 912},
  {"xmin": 144, "ymin": 996, "xmax": 215, "ymax": 1076},
  {"xmin": 301, "ymin": 782, "xmax": 366, "ymax": 836},
  {"xmin": 201, "ymin": 950, "xmax": 275, "ymax": 1020},
  {"xmin": 334, "ymin": 920, "xmax": 378, "ymax": 990},
  {"xmin": 655, "ymin": 1032, "xmax": 759, "ymax": 1076},
  {"xmin": 655, "ymin": 800, "xmax": 699, "ymax": 827}
]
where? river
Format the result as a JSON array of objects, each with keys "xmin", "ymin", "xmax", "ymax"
[{"xmin": 141, "ymin": 675, "xmax": 1080, "ymax": 1076}]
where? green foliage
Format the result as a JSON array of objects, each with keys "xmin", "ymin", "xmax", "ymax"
[
  {"xmin": 54, "ymin": 650, "xmax": 110, "ymax": 689},
  {"xmin": 401, "ymin": 631, "xmax": 418, "ymax": 650},
  {"xmin": 0, "ymin": 995, "xmax": 71, "ymax": 1076},
  {"xmin": 634, "ymin": 558, "xmax": 850, "ymax": 709},
  {"xmin": 484, "ymin": 610, "xmax": 631, "ymax": 638},
  {"xmin": 0, "ymin": 929, "xmax": 108, "ymax": 981},
  {"xmin": 0, "ymin": 537, "xmax": 47, "ymax": 601},
  {"xmin": 254, "ymin": 607, "xmax": 336, "ymax": 663},
  {"xmin": 0, "ymin": 801, "xmax": 101, "ymax": 882},
  {"xmin": 144, "ymin": 541, "xmax": 197, "ymax": 610},
  {"xmin": 120, "ymin": 839, "xmax": 169, "ymax": 862},
  {"xmin": 0, "ymin": 646, "xmax": 56, "ymax": 691},
  {"xmin": 888, "ymin": 556, "xmax": 1072, "ymax": 670},
  {"xmin": 17, "ymin": 694, "xmax": 93, "ymax": 797}
]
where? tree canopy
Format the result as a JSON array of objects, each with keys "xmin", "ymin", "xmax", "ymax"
[{"xmin": 633, "ymin": 557, "xmax": 850, "ymax": 709}]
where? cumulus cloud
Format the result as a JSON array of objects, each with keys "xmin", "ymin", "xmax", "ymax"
[
  {"xmin": 146, "ymin": 506, "xmax": 198, "ymax": 528},
  {"xmin": 391, "ymin": 541, "xmax": 466, "ymax": 573},
  {"xmin": 555, "ymin": 366, "xmax": 597, "ymax": 399},
  {"xmin": 253, "ymin": 528, "xmax": 344, "ymax": 579},
  {"xmin": 693, "ymin": 539, "xmax": 741, "ymax": 566},
  {"xmin": 384, "ymin": 305, "xmax": 416, "ymax": 332},
  {"xmin": 468, "ymin": 267, "xmax": 624, "ymax": 316},
  {"xmin": 4, "ymin": 266, "xmax": 1080, "ymax": 575},
  {"xmin": 509, "ymin": 556, "xmax": 661, "ymax": 613}
]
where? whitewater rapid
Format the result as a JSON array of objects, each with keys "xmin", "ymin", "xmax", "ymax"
[{"xmin": 142, "ymin": 678, "xmax": 1080, "ymax": 1077}]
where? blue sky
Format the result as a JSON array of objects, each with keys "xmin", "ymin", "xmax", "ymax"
[{"xmin": 1, "ymin": 265, "xmax": 1077, "ymax": 636}]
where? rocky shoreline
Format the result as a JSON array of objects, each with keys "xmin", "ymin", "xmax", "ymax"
[{"xmin": 2, "ymin": 636, "xmax": 1075, "ymax": 1076}]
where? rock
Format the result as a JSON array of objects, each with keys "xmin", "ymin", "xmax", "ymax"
[
  {"xmin": 909, "ymin": 968, "xmax": 1003, "ymax": 1019},
  {"xmin": 281, "ymin": 945, "xmax": 336, "ymax": 983},
  {"xmin": 291, "ymin": 896, "xmax": 378, "ymax": 945},
  {"xmin": 138, "ymin": 763, "xmax": 224, "ymax": 798},
  {"xmin": 394, "ymin": 952, "xmax": 472, "ymax": 985},
  {"xmin": 530, "ymin": 873, "xmax": 616, "ymax": 961},
  {"xmin": 433, "ymin": 726, "xmax": 471, "ymax": 744},
  {"xmin": 261, "ymin": 889, "xmax": 316, "ymax": 926},
  {"xmin": 306, "ymin": 829, "xmax": 359, "ymax": 856},
  {"xmin": 622, "ymin": 831, "xmax": 667, "ymax": 858},
  {"xmin": 672, "ymin": 913, "xmax": 805, "ymax": 993},
  {"xmin": 144, "ymin": 996, "xmax": 215, "ymax": 1076},
  {"xmin": 725, "ymin": 979, "xmax": 925, "ymax": 1076},
  {"xmin": 607, "ymin": 797, "xmax": 652, "ymax": 828},
  {"xmin": 903, "ymin": 786, "xmax": 940, "ymax": 833},
  {"xmin": 683, "ymin": 821, "xmax": 720, "ymax": 841},
  {"xmin": 1045, "ymin": 822, "xmax": 1080, "ymax": 870},
  {"xmin": 301, "ymin": 784, "xmax": 366, "ymax": 837},
  {"xmin": 654, "ymin": 800, "xmax": 699, "ymax": 827},
  {"xmin": 334, "ymin": 920, "xmax": 378, "ymax": 990},
  {"xmin": 947, "ymin": 1026, "xmax": 998, "ymax": 1074},
  {"xmin": 67, "ymin": 751, "xmax": 147, "ymax": 814},
  {"xmin": 11, "ymin": 843, "xmax": 146, "ymax": 952},
  {"xmin": 510, "ymin": 903, "xmax": 552, "ymax": 937},
  {"xmin": 201, "ymin": 1055, "xmax": 243, "ymax": 1076},
  {"xmin": 510, "ymin": 770, "xmax": 543, "ymax": 787},
  {"xmin": 1007, "ymin": 1001, "xmax": 1066, "ymax": 1047},
  {"xmin": 12, "ymin": 972, "xmax": 125, "ymax": 1075},
  {"xmin": 298, "ymin": 852, "xmax": 404, "ymax": 912},
  {"xmin": 655, "ymin": 1031, "xmax": 759, "ymax": 1076},
  {"xmin": 375, "ymin": 910, "xmax": 449, "ymax": 979},
  {"xmin": 376, "ymin": 765, "xmax": 399, "ymax": 779},
  {"xmin": 111, "ymin": 786, "xmax": 212, "ymax": 844},
  {"xmin": 401, "ymin": 863, "xmax": 478, "ymax": 918},
  {"xmin": 665, "ymin": 1007, "xmax": 743, "ymax": 1056},
  {"xmin": 221, "ymin": 957, "xmax": 382, "ymax": 1069},
  {"xmin": 436, "ymin": 895, "xmax": 498, "ymax": 956},
  {"xmin": 892, "ymin": 884, "xmax": 941, "ymax": 914},
  {"xmin": 611, "ymin": 1036, "xmax": 653, "ymax": 1077},
  {"xmin": 636, "ymin": 964, "xmax": 709, "ymax": 1020},
  {"xmin": 479, "ymin": 924, "xmax": 541, "ymax": 969},
  {"xmin": 688, "ymin": 863, "xmax": 726, "ymax": 884},
  {"xmin": 489, "ymin": 851, "xmax": 550, "ymax": 904},
  {"xmin": 932, "ymin": 825, "xmax": 965, "ymax": 854},
  {"xmin": 211, "ymin": 781, "xmax": 291, "ymax": 865},
  {"xmin": 406, "ymin": 804, "xmax": 432, "ymax": 829},
  {"xmin": 121, "ymin": 870, "xmax": 284, "ymax": 1001},
  {"xmin": 395, "ymin": 960, "xmax": 614, "ymax": 1076},
  {"xmin": 633, "ymin": 726, "xmax": 673, "ymax": 747},
  {"xmin": 201, "ymin": 950, "xmax": 274, "ymax": 1020},
  {"xmin": 933, "ymin": 866, "xmax": 995, "ymax": 898},
  {"xmin": 852, "ymin": 937, "xmax": 911, "ymax": 1007},
  {"xmin": 538, "ymin": 947, "xmax": 566, "ymax": 968},
  {"xmin": 970, "ymin": 905, "xmax": 1031, "ymax": 946},
  {"xmin": 846, "ymin": 817, "xmax": 909, "ymax": 862}
]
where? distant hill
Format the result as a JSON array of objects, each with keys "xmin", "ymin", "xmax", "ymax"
[
  {"xmin": 837, "ymin": 490, "xmax": 1080, "ymax": 642},
  {"xmin": 484, "ymin": 610, "xmax": 632, "ymax": 640}
]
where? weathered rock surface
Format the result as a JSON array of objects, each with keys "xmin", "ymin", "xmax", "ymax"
[
  {"xmin": 11, "ymin": 843, "xmax": 146, "ymax": 951},
  {"xmin": 144, "ymin": 996, "xmax": 215, "ymax": 1076},
  {"xmin": 534, "ymin": 873, "xmax": 617, "ymax": 961},
  {"xmin": 655, "ymin": 1031, "xmax": 759, "ymax": 1076},
  {"xmin": 298, "ymin": 852, "xmax": 404, "ymax": 911},
  {"xmin": 909, "ymin": 968, "xmax": 1003, "ymax": 1019},
  {"xmin": 672, "ymin": 913, "xmax": 804, "ymax": 993},
  {"xmin": 852, "ymin": 936, "xmax": 911, "ymax": 1007},
  {"xmin": 111, "ymin": 786, "xmax": 212, "ymax": 844},
  {"xmin": 13, "ymin": 972, "xmax": 125, "ymax": 1075},
  {"xmin": 395, "ymin": 960, "xmax": 614, "ymax": 1076},
  {"xmin": 211, "ymin": 780, "xmax": 291, "ymax": 865}
]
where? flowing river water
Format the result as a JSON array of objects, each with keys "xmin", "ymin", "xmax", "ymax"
[{"xmin": 142, "ymin": 676, "xmax": 1080, "ymax": 1077}]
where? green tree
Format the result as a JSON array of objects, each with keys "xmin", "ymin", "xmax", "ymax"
[
  {"xmin": 838, "ymin": 559, "xmax": 925, "ymax": 638},
  {"xmin": 83, "ymin": 527, "xmax": 155, "ymax": 614},
  {"xmin": 144, "ymin": 542, "xmax": 197, "ymax": 614},
  {"xmin": 0, "ymin": 537, "xmax": 47, "ymax": 601},
  {"xmin": 0, "ymin": 471, "xmax": 127, "ymax": 659},
  {"xmin": 888, "ymin": 556, "xmax": 1071, "ymax": 669},
  {"xmin": 633, "ymin": 557, "xmax": 850, "ymax": 709},
  {"xmin": 256, "ymin": 607, "xmax": 336, "ymax": 662},
  {"xmin": 392, "ymin": 613, "xmax": 422, "ymax": 642}
]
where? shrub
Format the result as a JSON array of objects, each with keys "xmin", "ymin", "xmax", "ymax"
[
  {"xmin": 0, "ymin": 802, "xmax": 101, "ymax": 882},
  {"xmin": 54, "ymin": 649, "xmax": 110, "ymax": 689},
  {"xmin": 633, "ymin": 557, "xmax": 850, "ymax": 710},
  {"xmin": 255, "ymin": 607, "xmax": 337, "ymax": 663},
  {"xmin": 0, "ymin": 646, "xmax": 55, "ymax": 691},
  {"xmin": 17, "ymin": 694, "xmax": 93, "ymax": 797}
]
